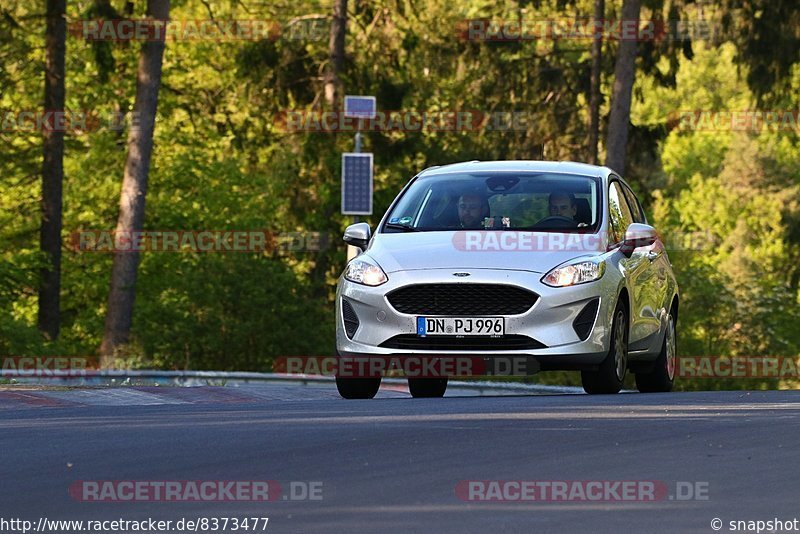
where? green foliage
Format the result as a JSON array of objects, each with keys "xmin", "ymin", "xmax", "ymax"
[
  {"xmin": 639, "ymin": 43, "xmax": 800, "ymax": 391},
  {"xmin": 1, "ymin": 0, "xmax": 798, "ymax": 390}
]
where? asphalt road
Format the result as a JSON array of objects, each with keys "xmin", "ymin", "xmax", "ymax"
[{"xmin": 1, "ymin": 385, "xmax": 799, "ymax": 534}]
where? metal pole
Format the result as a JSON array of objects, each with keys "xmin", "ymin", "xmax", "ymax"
[
  {"xmin": 346, "ymin": 128, "xmax": 361, "ymax": 261},
  {"xmin": 353, "ymin": 129, "xmax": 361, "ymax": 226}
]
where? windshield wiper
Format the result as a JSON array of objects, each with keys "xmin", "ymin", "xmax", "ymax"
[{"xmin": 384, "ymin": 221, "xmax": 419, "ymax": 232}]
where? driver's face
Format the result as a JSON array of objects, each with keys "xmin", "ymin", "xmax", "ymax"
[
  {"xmin": 549, "ymin": 194, "xmax": 576, "ymax": 219},
  {"xmin": 458, "ymin": 195, "xmax": 485, "ymax": 228}
]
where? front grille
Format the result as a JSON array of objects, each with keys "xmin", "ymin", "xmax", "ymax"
[
  {"xmin": 341, "ymin": 298, "xmax": 360, "ymax": 338},
  {"xmin": 572, "ymin": 298, "xmax": 600, "ymax": 341},
  {"xmin": 386, "ymin": 284, "xmax": 538, "ymax": 316},
  {"xmin": 379, "ymin": 335, "xmax": 546, "ymax": 351}
]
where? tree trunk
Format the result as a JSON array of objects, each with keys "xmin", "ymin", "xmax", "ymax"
[
  {"xmin": 100, "ymin": 0, "xmax": 170, "ymax": 366},
  {"xmin": 604, "ymin": 0, "xmax": 641, "ymax": 175},
  {"xmin": 38, "ymin": 0, "xmax": 67, "ymax": 340},
  {"xmin": 587, "ymin": 0, "xmax": 604, "ymax": 165},
  {"xmin": 324, "ymin": 0, "xmax": 347, "ymax": 107},
  {"xmin": 316, "ymin": 0, "xmax": 348, "ymax": 299}
]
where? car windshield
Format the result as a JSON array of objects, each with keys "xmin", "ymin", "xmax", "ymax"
[{"xmin": 383, "ymin": 172, "xmax": 600, "ymax": 233}]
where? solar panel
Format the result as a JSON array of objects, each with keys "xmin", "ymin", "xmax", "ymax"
[
  {"xmin": 341, "ymin": 153, "xmax": 373, "ymax": 215},
  {"xmin": 344, "ymin": 96, "xmax": 377, "ymax": 119}
]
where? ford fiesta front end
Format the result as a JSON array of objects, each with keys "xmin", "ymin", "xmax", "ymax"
[{"xmin": 335, "ymin": 161, "xmax": 679, "ymax": 399}]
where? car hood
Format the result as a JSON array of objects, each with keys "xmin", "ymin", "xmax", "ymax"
[{"xmin": 367, "ymin": 231, "xmax": 607, "ymax": 274}]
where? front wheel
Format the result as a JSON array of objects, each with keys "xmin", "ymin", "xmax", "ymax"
[
  {"xmin": 408, "ymin": 377, "xmax": 448, "ymax": 398},
  {"xmin": 635, "ymin": 310, "xmax": 676, "ymax": 393},
  {"xmin": 336, "ymin": 376, "xmax": 381, "ymax": 399},
  {"xmin": 581, "ymin": 302, "xmax": 628, "ymax": 394}
]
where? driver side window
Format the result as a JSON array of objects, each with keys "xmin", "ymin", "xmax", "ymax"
[{"xmin": 608, "ymin": 181, "xmax": 634, "ymax": 245}]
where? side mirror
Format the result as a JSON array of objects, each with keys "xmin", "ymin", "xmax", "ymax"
[
  {"xmin": 621, "ymin": 223, "xmax": 657, "ymax": 255},
  {"xmin": 343, "ymin": 222, "xmax": 371, "ymax": 251}
]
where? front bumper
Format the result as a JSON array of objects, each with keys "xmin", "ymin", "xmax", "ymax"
[{"xmin": 335, "ymin": 268, "xmax": 618, "ymax": 370}]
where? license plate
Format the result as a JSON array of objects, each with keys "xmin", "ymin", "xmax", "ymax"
[{"xmin": 417, "ymin": 317, "xmax": 505, "ymax": 337}]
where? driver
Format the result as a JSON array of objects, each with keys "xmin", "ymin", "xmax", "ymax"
[
  {"xmin": 548, "ymin": 191, "xmax": 577, "ymax": 220},
  {"xmin": 457, "ymin": 193, "xmax": 490, "ymax": 228}
]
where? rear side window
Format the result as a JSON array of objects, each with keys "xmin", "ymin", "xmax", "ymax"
[{"xmin": 608, "ymin": 181, "xmax": 635, "ymax": 245}]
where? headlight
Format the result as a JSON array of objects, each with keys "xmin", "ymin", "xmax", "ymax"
[
  {"xmin": 542, "ymin": 259, "xmax": 605, "ymax": 287},
  {"xmin": 344, "ymin": 257, "xmax": 388, "ymax": 286}
]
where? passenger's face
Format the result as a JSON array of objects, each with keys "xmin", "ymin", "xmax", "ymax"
[
  {"xmin": 549, "ymin": 194, "xmax": 576, "ymax": 218},
  {"xmin": 458, "ymin": 195, "xmax": 484, "ymax": 227}
]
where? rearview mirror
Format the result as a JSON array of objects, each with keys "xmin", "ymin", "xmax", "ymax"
[
  {"xmin": 343, "ymin": 222, "xmax": 371, "ymax": 251},
  {"xmin": 621, "ymin": 223, "xmax": 657, "ymax": 255}
]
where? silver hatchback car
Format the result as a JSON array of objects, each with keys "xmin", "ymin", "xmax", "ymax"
[{"xmin": 335, "ymin": 161, "xmax": 679, "ymax": 398}]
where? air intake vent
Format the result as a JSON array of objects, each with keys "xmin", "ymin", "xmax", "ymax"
[
  {"xmin": 386, "ymin": 284, "xmax": 538, "ymax": 316},
  {"xmin": 341, "ymin": 298, "xmax": 360, "ymax": 339},
  {"xmin": 573, "ymin": 298, "xmax": 600, "ymax": 341}
]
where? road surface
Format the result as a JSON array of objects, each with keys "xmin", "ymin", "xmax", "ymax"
[{"xmin": 1, "ymin": 384, "xmax": 798, "ymax": 533}]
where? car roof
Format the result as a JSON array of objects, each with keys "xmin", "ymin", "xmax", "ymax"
[{"xmin": 419, "ymin": 160, "xmax": 614, "ymax": 179}]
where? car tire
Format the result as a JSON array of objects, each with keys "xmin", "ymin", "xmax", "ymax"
[
  {"xmin": 635, "ymin": 310, "xmax": 676, "ymax": 393},
  {"xmin": 581, "ymin": 301, "xmax": 628, "ymax": 394},
  {"xmin": 408, "ymin": 377, "xmax": 448, "ymax": 398},
  {"xmin": 336, "ymin": 376, "xmax": 381, "ymax": 399}
]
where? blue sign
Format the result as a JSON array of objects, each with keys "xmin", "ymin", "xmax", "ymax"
[
  {"xmin": 344, "ymin": 96, "xmax": 377, "ymax": 119},
  {"xmin": 341, "ymin": 153, "xmax": 373, "ymax": 215}
]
